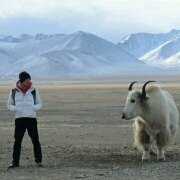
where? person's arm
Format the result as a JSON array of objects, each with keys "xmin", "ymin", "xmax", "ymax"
[
  {"xmin": 33, "ymin": 89, "xmax": 42, "ymax": 111},
  {"xmin": 7, "ymin": 90, "xmax": 16, "ymax": 112}
]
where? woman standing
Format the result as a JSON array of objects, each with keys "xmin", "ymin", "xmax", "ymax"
[{"xmin": 7, "ymin": 71, "xmax": 43, "ymax": 168}]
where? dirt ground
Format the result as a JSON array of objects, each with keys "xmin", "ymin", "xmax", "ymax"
[{"xmin": 0, "ymin": 82, "xmax": 180, "ymax": 180}]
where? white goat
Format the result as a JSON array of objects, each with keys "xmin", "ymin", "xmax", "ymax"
[{"xmin": 122, "ymin": 81, "xmax": 179, "ymax": 161}]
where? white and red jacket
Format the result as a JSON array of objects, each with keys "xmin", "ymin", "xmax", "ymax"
[{"xmin": 7, "ymin": 86, "xmax": 42, "ymax": 119}]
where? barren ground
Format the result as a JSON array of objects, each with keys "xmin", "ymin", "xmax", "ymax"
[{"xmin": 0, "ymin": 82, "xmax": 180, "ymax": 180}]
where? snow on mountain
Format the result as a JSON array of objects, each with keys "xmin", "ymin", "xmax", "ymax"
[
  {"xmin": 0, "ymin": 31, "xmax": 159, "ymax": 78},
  {"xmin": 118, "ymin": 29, "xmax": 180, "ymax": 58},
  {"xmin": 140, "ymin": 37, "xmax": 180, "ymax": 68},
  {"xmin": 162, "ymin": 52, "xmax": 180, "ymax": 68},
  {"xmin": 8, "ymin": 49, "xmax": 153, "ymax": 78},
  {"xmin": 8, "ymin": 31, "xmax": 137, "ymax": 61}
]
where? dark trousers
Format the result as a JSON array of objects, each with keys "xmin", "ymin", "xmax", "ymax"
[{"xmin": 12, "ymin": 117, "xmax": 42, "ymax": 165}]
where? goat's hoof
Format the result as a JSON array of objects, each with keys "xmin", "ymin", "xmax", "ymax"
[
  {"xmin": 157, "ymin": 154, "xmax": 166, "ymax": 161},
  {"xmin": 142, "ymin": 153, "xmax": 151, "ymax": 162},
  {"xmin": 157, "ymin": 156, "xmax": 166, "ymax": 161}
]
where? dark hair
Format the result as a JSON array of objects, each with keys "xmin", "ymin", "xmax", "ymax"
[{"xmin": 19, "ymin": 71, "xmax": 31, "ymax": 83}]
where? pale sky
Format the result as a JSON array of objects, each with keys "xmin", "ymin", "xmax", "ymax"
[{"xmin": 0, "ymin": 0, "xmax": 180, "ymax": 42}]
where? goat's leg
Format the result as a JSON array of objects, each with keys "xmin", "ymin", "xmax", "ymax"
[
  {"xmin": 139, "ymin": 130, "xmax": 151, "ymax": 161},
  {"xmin": 156, "ymin": 130, "xmax": 170, "ymax": 161}
]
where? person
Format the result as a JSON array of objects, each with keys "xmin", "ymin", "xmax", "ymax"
[{"xmin": 7, "ymin": 71, "xmax": 43, "ymax": 168}]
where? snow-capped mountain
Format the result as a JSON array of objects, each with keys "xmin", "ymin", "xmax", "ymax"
[
  {"xmin": 118, "ymin": 29, "xmax": 180, "ymax": 58},
  {"xmin": 118, "ymin": 29, "xmax": 180, "ymax": 70},
  {"xmin": 140, "ymin": 37, "xmax": 180, "ymax": 68},
  {"xmin": 0, "ymin": 31, "xmax": 158, "ymax": 78}
]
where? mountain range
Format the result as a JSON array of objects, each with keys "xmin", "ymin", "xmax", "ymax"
[
  {"xmin": 0, "ymin": 31, "xmax": 159, "ymax": 79},
  {"xmin": 1, "ymin": 29, "xmax": 180, "ymax": 78},
  {"xmin": 118, "ymin": 29, "xmax": 180, "ymax": 69}
]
